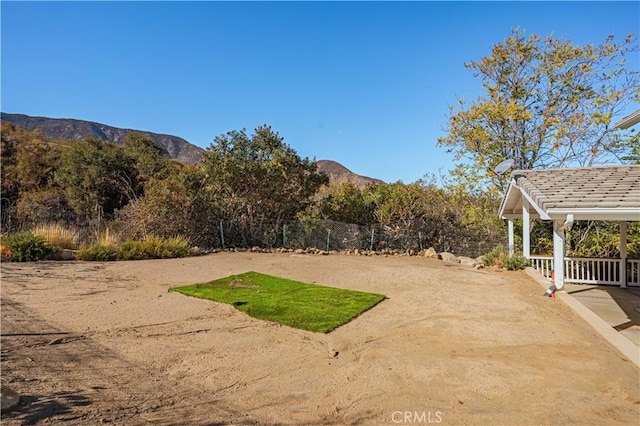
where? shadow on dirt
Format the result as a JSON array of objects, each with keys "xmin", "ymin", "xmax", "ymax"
[{"xmin": 6, "ymin": 390, "xmax": 91, "ymax": 424}]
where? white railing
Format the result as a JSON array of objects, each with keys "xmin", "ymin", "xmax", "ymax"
[
  {"xmin": 530, "ymin": 256, "xmax": 554, "ymax": 280},
  {"xmin": 565, "ymin": 257, "xmax": 621, "ymax": 285},
  {"xmin": 629, "ymin": 259, "xmax": 640, "ymax": 286},
  {"xmin": 529, "ymin": 255, "xmax": 640, "ymax": 286}
]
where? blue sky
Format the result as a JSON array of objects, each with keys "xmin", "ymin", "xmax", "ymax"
[{"xmin": 2, "ymin": 1, "xmax": 638, "ymax": 183}]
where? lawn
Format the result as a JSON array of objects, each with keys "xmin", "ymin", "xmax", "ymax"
[{"xmin": 170, "ymin": 271, "xmax": 386, "ymax": 333}]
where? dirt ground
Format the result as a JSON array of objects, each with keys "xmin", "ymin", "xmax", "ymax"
[{"xmin": 1, "ymin": 252, "xmax": 639, "ymax": 425}]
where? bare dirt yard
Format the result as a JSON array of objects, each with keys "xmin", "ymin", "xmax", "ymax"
[{"xmin": 1, "ymin": 252, "xmax": 639, "ymax": 425}]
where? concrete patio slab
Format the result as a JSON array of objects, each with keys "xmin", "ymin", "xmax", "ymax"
[
  {"xmin": 526, "ymin": 267, "xmax": 640, "ymax": 368},
  {"xmin": 564, "ymin": 283, "xmax": 640, "ymax": 347}
]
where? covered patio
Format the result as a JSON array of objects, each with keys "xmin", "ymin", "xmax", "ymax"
[{"xmin": 499, "ymin": 165, "xmax": 640, "ymax": 289}]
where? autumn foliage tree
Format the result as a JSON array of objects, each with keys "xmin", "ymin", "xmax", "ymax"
[
  {"xmin": 1, "ymin": 123, "xmax": 61, "ymax": 203},
  {"xmin": 0, "ymin": 123, "xmax": 75, "ymax": 224},
  {"xmin": 438, "ymin": 29, "xmax": 639, "ymax": 190}
]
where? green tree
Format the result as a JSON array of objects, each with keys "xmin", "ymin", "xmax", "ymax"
[
  {"xmin": 438, "ymin": 30, "xmax": 639, "ymax": 189},
  {"xmin": 201, "ymin": 125, "xmax": 329, "ymax": 246},
  {"xmin": 122, "ymin": 132, "xmax": 173, "ymax": 190},
  {"xmin": 56, "ymin": 138, "xmax": 137, "ymax": 220}
]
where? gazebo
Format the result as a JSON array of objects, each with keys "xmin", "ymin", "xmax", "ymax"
[{"xmin": 499, "ymin": 165, "xmax": 640, "ymax": 289}]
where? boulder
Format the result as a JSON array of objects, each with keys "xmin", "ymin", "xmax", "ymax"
[
  {"xmin": 61, "ymin": 249, "xmax": 77, "ymax": 261},
  {"xmin": 424, "ymin": 247, "xmax": 438, "ymax": 259},
  {"xmin": 458, "ymin": 256, "xmax": 477, "ymax": 267},
  {"xmin": 439, "ymin": 252, "xmax": 460, "ymax": 263}
]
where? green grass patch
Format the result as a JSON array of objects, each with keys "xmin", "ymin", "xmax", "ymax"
[{"xmin": 170, "ymin": 271, "xmax": 386, "ymax": 333}]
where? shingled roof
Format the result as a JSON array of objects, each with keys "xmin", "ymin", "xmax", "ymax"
[{"xmin": 499, "ymin": 165, "xmax": 640, "ymax": 222}]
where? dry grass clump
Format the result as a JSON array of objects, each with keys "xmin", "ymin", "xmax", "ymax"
[
  {"xmin": 77, "ymin": 234, "xmax": 195, "ymax": 261},
  {"xmin": 94, "ymin": 228, "xmax": 119, "ymax": 247},
  {"xmin": 30, "ymin": 223, "xmax": 80, "ymax": 250}
]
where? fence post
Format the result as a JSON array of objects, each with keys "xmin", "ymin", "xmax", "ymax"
[
  {"xmin": 326, "ymin": 229, "xmax": 331, "ymax": 251},
  {"xmin": 220, "ymin": 221, "xmax": 225, "ymax": 249},
  {"xmin": 418, "ymin": 231, "xmax": 423, "ymax": 251},
  {"xmin": 1, "ymin": 198, "xmax": 11, "ymax": 233},
  {"xmin": 370, "ymin": 228, "xmax": 375, "ymax": 251},
  {"xmin": 283, "ymin": 224, "xmax": 287, "ymax": 247}
]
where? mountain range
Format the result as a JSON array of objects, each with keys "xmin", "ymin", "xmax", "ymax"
[
  {"xmin": 1, "ymin": 112, "xmax": 204, "ymax": 165},
  {"xmin": 1, "ymin": 112, "xmax": 383, "ymax": 186}
]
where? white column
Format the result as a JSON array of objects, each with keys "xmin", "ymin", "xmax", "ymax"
[
  {"xmin": 620, "ymin": 221, "xmax": 627, "ymax": 288},
  {"xmin": 522, "ymin": 201, "xmax": 531, "ymax": 259},
  {"xmin": 508, "ymin": 219, "xmax": 514, "ymax": 256},
  {"xmin": 553, "ymin": 220, "xmax": 565, "ymax": 290}
]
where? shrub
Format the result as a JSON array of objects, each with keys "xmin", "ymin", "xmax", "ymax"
[
  {"xmin": 16, "ymin": 189, "xmax": 75, "ymax": 225},
  {"xmin": 503, "ymin": 254, "xmax": 531, "ymax": 270},
  {"xmin": 77, "ymin": 243, "xmax": 118, "ymax": 261},
  {"xmin": 482, "ymin": 246, "xmax": 530, "ymax": 270},
  {"xmin": 483, "ymin": 246, "xmax": 505, "ymax": 267},
  {"xmin": 3, "ymin": 232, "xmax": 53, "ymax": 261},
  {"xmin": 158, "ymin": 235, "xmax": 194, "ymax": 258},
  {"xmin": 118, "ymin": 240, "xmax": 149, "ymax": 260},
  {"xmin": 119, "ymin": 235, "xmax": 195, "ymax": 260}
]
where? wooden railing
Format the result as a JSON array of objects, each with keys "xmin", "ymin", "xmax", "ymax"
[{"xmin": 529, "ymin": 255, "xmax": 640, "ymax": 287}]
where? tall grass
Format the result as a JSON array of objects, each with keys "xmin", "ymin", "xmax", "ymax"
[
  {"xmin": 30, "ymin": 223, "xmax": 80, "ymax": 250},
  {"xmin": 94, "ymin": 227, "xmax": 119, "ymax": 247}
]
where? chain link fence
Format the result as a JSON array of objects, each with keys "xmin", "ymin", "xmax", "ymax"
[
  {"xmin": 1, "ymin": 201, "xmax": 97, "ymax": 250},
  {"xmin": 1, "ymin": 203, "xmax": 503, "ymax": 258},
  {"xmin": 214, "ymin": 219, "xmax": 501, "ymax": 257}
]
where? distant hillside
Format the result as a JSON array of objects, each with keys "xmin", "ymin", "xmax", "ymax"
[
  {"xmin": 1, "ymin": 112, "xmax": 384, "ymax": 184},
  {"xmin": 1, "ymin": 112, "xmax": 205, "ymax": 165},
  {"xmin": 316, "ymin": 160, "xmax": 384, "ymax": 188}
]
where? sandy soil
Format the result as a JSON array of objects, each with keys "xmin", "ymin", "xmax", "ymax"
[{"xmin": 1, "ymin": 252, "xmax": 639, "ymax": 425}]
